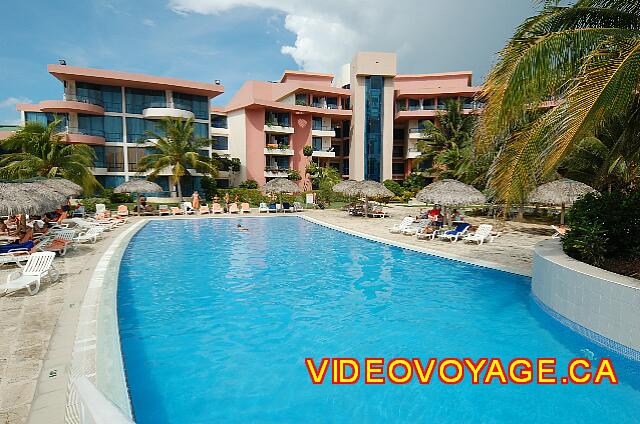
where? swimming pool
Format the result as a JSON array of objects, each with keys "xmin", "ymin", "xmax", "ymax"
[{"xmin": 117, "ymin": 217, "xmax": 640, "ymax": 423}]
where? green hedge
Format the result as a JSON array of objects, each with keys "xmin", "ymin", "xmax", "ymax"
[{"xmin": 563, "ymin": 191, "xmax": 640, "ymax": 267}]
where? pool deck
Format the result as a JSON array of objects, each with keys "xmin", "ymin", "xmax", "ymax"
[{"xmin": 0, "ymin": 210, "xmax": 551, "ymax": 423}]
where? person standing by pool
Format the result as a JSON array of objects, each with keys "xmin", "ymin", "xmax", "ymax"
[
  {"xmin": 224, "ymin": 192, "xmax": 230, "ymax": 213},
  {"xmin": 192, "ymin": 191, "xmax": 200, "ymax": 210}
]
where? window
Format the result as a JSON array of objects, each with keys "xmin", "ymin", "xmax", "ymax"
[
  {"xmin": 393, "ymin": 145, "xmax": 404, "ymax": 158},
  {"xmin": 194, "ymin": 122, "xmax": 208, "ymax": 139},
  {"xmin": 342, "ymin": 141, "xmax": 349, "ymax": 156},
  {"xmin": 216, "ymin": 179, "xmax": 230, "ymax": 188},
  {"xmin": 265, "ymin": 111, "xmax": 290, "ymax": 127},
  {"xmin": 126, "ymin": 118, "xmax": 162, "ymax": 142},
  {"xmin": 211, "ymin": 114, "xmax": 227, "ymax": 128},
  {"xmin": 437, "ymin": 98, "xmax": 448, "ymax": 110},
  {"xmin": 125, "ymin": 88, "xmax": 164, "ymax": 114},
  {"xmin": 173, "ymin": 92, "xmax": 209, "ymax": 120},
  {"xmin": 295, "ymin": 93, "xmax": 308, "ymax": 105},
  {"xmin": 393, "ymin": 128, "xmax": 405, "ymax": 140},
  {"xmin": 24, "ymin": 112, "xmax": 67, "ymax": 131},
  {"xmin": 312, "ymin": 117, "xmax": 323, "ymax": 130},
  {"xmin": 103, "ymin": 175, "xmax": 125, "ymax": 189},
  {"xmin": 342, "ymin": 159, "xmax": 349, "ymax": 175},
  {"xmin": 422, "ymin": 98, "xmax": 435, "ymax": 110},
  {"xmin": 392, "ymin": 162, "xmax": 405, "ymax": 175},
  {"xmin": 75, "ymin": 82, "xmax": 103, "ymax": 106},
  {"xmin": 408, "ymin": 99, "xmax": 420, "ymax": 111},
  {"xmin": 105, "ymin": 146, "xmax": 124, "ymax": 172},
  {"xmin": 78, "ymin": 114, "xmax": 104, "ymax": 137},
  {"xmin": 266, "ymin": 134, "xmax": 290, "ymax": 147},
  {"xmin": 104, "ymin": 116, "xmax": 123, "ymax": 142},
  {"xmin": 312, "ymin": 137, "xmax": 323, "ymax": 151},
  {"xmin": 364, "ymin": 75, "xmax": 383, "ymax": 182},
  {"xmin": 333, "ymin": 144, "xmax": 341, "ymax": 156},
  {"xmin": 212, "ymin": 136, "xmax": 228, "ymax": 150},
  {"xmin": 101, "ymin": 85, "xmax": 122, "ymax": 112},
  {"xmin": 326, "ymin": 97, "xmax": 338, "ymax": 109},
  {"xmin": 92, "ymin": 146, "xmax": 106, "ymax": 168},
  {"xmin": 127, "ymin": 147, "xmax": 147, "ymax": 172}
]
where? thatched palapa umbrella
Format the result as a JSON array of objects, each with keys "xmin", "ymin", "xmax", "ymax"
[
  {"xmin": 262, "ymin": 178, "xmax": 300, "ymax": 208},
  {"xmin": 528, "ymin": 178, "xmax": 596, "ymax": 224},
  {"xmin": 416, "ymin": 179, "xmax": 486, "ymax": 224},
  {"xmin": 332, "ymin": 179, "xmax": 358, "ymax": 194},
  {"xmin": 114, "ymin": 179, "xmax": 163, "ymax": 216},
  {"xmin": 34, "ymin": 178, "xmax": 82, "ymax": 196},
  {"xmin": 344, "ymin": 180, "xmax": 394, "ymax": 218},
  {"xmin": 0, "ymin": 182, "xmax": 67, "ymax": 216}
]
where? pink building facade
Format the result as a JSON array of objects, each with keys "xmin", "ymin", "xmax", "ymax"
[{"xmin": 8, "ymin": 52, "xmax": 482, "ymax": 191}]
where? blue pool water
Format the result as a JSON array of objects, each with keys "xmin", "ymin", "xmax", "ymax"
[{"xmin": 118, "ymin": 218, "xmax": 640, "ymax": 423}]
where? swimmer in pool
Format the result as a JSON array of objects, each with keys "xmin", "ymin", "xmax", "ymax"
[{"xmin": 237, "ymin": 224, "xmax": 249, "ymax": 232}]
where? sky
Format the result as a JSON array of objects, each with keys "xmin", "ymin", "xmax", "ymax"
[{"xmin": 0, "ymin": 0, "xmax": 539, "ymax": 124}]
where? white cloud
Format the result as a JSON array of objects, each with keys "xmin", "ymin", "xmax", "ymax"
[
  {"xmin": 167, "ymin": 0, "xmax": 535, "ymax": 80},
  {"xmin": 0, "ymin": 97, "xmax": 30, "ymax": 108},
  {"xmin": 142, "ymin": 18, "xmax": 156, "ymax": 27}
]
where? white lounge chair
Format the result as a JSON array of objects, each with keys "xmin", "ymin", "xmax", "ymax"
[
  {"xmin": 389, "ymin": 217, "xmax": 414, "ymax": 234},
  {"xmin": 199, "ymin": 205, "xmax": 210, "ymax": 214},
  {"xmin": 0, "ymin": 249, "xmax": 31, "ymax": 267},
  {"xmin": 463, "ymin": 224, "xmax": 494, "ymax": 245},
  {"xmin": 158, "ymin": 205, "xmax": 171, "ymax": 216},
  {"xmin": 0, "ymin": 252, "xmax": 58, "ymax": 296},
  {"xmin": 258, "ymin": 202, "xmax": 269, "ymax": 213},
  {"xmin": 241, "ymin": 203, "xmax": 251, "ymax": 213},
  {"xmin": 293, "ymin": 202, "xmax": 304, "ymax": 212},
  {"xmin": 417, "ymin": 228, "xmax": 441, "ymax": 240},
  {"xmin": 73, "ymin": 227, "xmax": 103, "ymax": 244},
  {"xmin": 402, "ymin": 221, "xmax": 429, "ymax": 236},
  {"xmin": 182, "ymin": 202, "xmax": 195, "ymax": 215}
]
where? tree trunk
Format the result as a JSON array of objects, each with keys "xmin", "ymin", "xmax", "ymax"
[
  {"xmin": 517, "ymin": 201, "xmax": 525, "ymax": 222},
  {"xmin": 176, "ymin": 178, "xmax": 183, "ymax": 200}
]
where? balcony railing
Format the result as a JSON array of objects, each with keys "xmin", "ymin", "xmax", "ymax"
[
  {"xmin": 265, "ymin": 165, "xmax": 290, "ymax": 172},
  {"xmin": 265, "ymin": 119, "xmax": 291, "ymax": 127},
  {"xmin": 312, "ymin": 124, "xmax": 333, "ymax": 131},
  {"xmin": 311, "ymin": 103, "xmax": 339, "ymax": 110},
  {"xmin": 66, "ymin": 126, "xmax": 105, "ymax": 137},
  {"xmin": 107, "ymin": 162, "xmax": 124, "ymax": 172},
  {"xmin": 409, "ymin": 128, "xmax": 429, "ymax": 133},
  {"xmin": 63, "ymin": 94, "xmax": 103, "ymax": 107},
  {"xmin": 313, "ymin": 146, "xmax": 334, "ymax": 152},
  {"xmin": 265, "ymin": 143, "xmax": 291, "ymax": 150}
]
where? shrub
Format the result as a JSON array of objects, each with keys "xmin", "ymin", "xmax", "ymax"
[
  {"xmin": 383, "ymin": 179, "xmax": 404, "ymax": 197},
  {"xmin": 563, "ymin": 191, "xmax": 640, "ymax": 267},
  {"xmin": 403, "ymin": 173, "xmax": 429, "ymax": 190},
  {"xmin": 288, "ymin": 169, "xmax": 302, "ymax": 181},
  {"xmin": 239, "ymin": 179, "xmax": 259, "ymax": 189},
  {"xmin": 215, "ymin": 188, "xmax": 269, "ymax": 206},
  {"xmin": 201, "ymin": 176, "xmax": 218, "ymax": 199}
]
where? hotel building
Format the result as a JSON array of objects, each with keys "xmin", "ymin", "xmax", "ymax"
[{"xmin": 7, "ymin": 52, "xmax": 481, "ymax": 193}]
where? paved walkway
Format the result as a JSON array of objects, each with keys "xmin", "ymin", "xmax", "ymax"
[{"xmin": 0, "ymin": 224, "xmax": 131, "ymax": 424}]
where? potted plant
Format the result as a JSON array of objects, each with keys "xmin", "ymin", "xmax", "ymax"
[{"xmin": 303, "ymin": 145, "xmax": 314, "ymax": 157}]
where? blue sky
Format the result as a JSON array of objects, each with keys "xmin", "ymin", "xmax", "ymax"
[{"xmin": 0, "ymin": 0, "xmax": 538, "ymax": 124}]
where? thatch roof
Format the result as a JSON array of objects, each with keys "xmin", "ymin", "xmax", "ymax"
[
  {"xmin": 113, "ymin": 179, "xmax": 163, "ymax": 193},
  {"xmin": 263, "ymin": 178, "xmax": 300, "ymax": 194},
  {"xmin": 528, "ymin": 178, "xmax": 596, "ymax": 206},
  {"xmin": 332, "ymin": 179, "xmax": 358, "ymax": 194},
  {"xmin": 33, "ymin": 178, "xmax": 82, "ymax": 196},
  {"xmin": 416, "ymin": 179, "xmax": 486, "ymax": 206},
  {"xmin": 344, "ymin": 180, "xmax": 394, "ymax": 198},
  {"xmin": 0, "ymin": 182, "xmax": 67, "ymax": 216}
]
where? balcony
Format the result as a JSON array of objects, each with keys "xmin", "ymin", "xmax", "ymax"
[
  {"xmin": 264, "ymin": 144, "xmax": 294, "ymax": 156},
  {"xmin": 311, "ymin": 125, "xmax": 336, "ymax": 137},
  {"xmin": 311, "ymin": 147, "xmax": 335, "ymax": 158},
  {"xmin": 39, "ymin": 96, "xmax": 105, "ymax": 115},
  {"xmin": 311, "ymin": 102, "xmax": 339, "ymax": 110},
  {"xmin": 264, "ymin": 166, "xmax": 290, "ymax": 178},
  {"xmin": 63, "ymin": 127, "xmax": 106, "ymax": 145},
  {"xmin": 264, "ymin": 121, "xmax": 294, "ymax": 134},
  {"xmin": 406, "ymin": 147, "xmax": 421, "ymax": 159},
  {"xmin": 408, "ymin": 128, "xmax": 432, "ymax": 139},
  {"xmin": 210, "ymin": 126, "xmax": 229, "ymax": 136},
  {"xmin": 142, "ymin": 101, "xmax": 195, "ymax": 120}
]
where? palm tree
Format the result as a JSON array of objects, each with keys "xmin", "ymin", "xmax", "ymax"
[
  {"xmin": 0, "ymin": 119, "xmax": 100, "ymax": 194},
  {"xmin": 478, "ymin": 0, "xmax": 640, "ymax": 205},
  {"xmin": 416, "ymin": 99, "xmax": 479, "ymax": 183},
  {"xmin": 137, "ymin": 117, "xmax": 218, "ymax": 199}
]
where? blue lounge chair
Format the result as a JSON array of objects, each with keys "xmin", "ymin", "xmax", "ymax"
[
  {"xmin": 268, "ymin": 203, "xmax": 277, "ymax": 213},
  {"xmin": 0, "ymin": 241, "xmax": 35, "ymax": 254},
  {"xmin": 282, "ymin": 202, "xmax": 293, "ymax": 212},
  {"xmin": 437, "ymin": 223, "xmax": 471, "ymax": 242}
]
